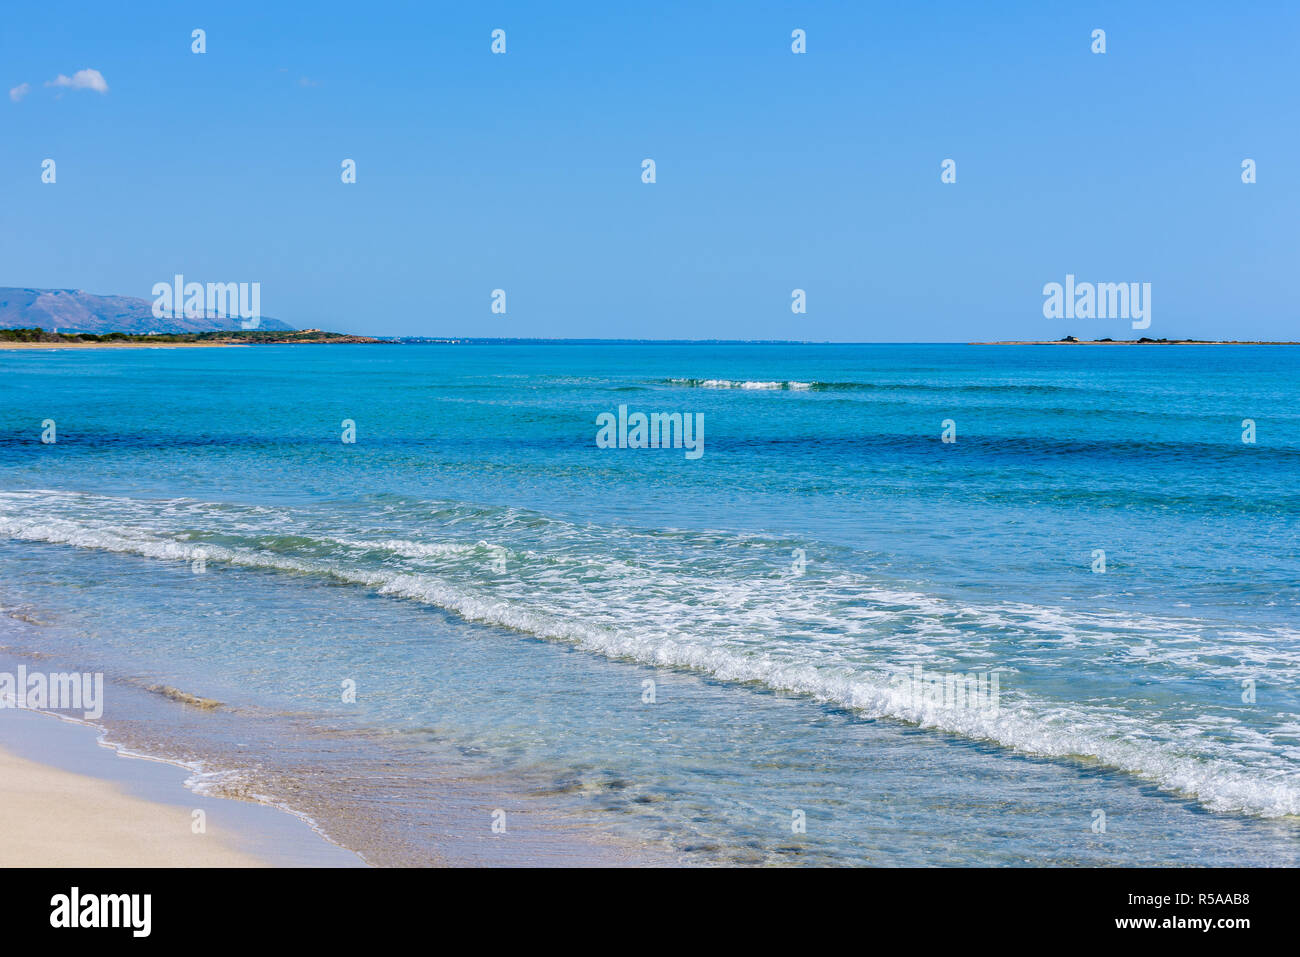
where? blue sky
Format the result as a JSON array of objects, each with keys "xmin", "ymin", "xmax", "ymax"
[{"xmin": 2, "ymin": 1, "xmax": 1297, "ymax": 340}]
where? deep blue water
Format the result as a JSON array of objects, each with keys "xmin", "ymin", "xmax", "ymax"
[{"xmin": 1, "ymin": 343, "xmax": 1297, "ymax": 864}]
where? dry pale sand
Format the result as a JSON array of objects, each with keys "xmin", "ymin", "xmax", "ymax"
[
  {"xmin": 0, "ymin": 744, "xmax": 267, "ymax": 867},
  {"xmin": 0, "ymin": 703, "xmax": 365, "ymax": 867}
]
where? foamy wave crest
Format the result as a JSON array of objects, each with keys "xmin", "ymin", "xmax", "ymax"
[
  {"xmin": 2, "ymin": 489, "xmax": 1298, "ymax": 819},
  {"xmin": 666, "ymin": 378, "xmax": 811, "ymax": 390},
  {"xmin": 662, "ymin": 378, "xmax": 1092, "ymax": 395}
]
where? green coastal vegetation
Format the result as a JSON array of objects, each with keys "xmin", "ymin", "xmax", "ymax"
[{"xmin": 0, "ymin": 327, "xmax": 379, "ymax": 344}]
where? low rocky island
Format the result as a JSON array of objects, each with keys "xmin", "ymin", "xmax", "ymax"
[{"xmin": 977, "ymin": 336, "xmax": 1300, "ymax": 345}]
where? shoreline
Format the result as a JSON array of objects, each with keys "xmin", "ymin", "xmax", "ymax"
[
  {"xmin": 0, "ymin": 341, "xmax": 248, "ymax": 349},
  {"xmin": 0, "ymin": 706, "xmax": 365, "ymax": 867},
  {"xmin": 0, "ymin": 638, "xmax": 666, "ymax": 867},
  {"xmin": 6, "ymin": 339, "xmax": 1300, "ymax": 350}
]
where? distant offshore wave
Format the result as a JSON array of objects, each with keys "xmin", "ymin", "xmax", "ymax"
[{"xmin": 662, "ymin": 377, "xmax": 1085, "ymax": 394}]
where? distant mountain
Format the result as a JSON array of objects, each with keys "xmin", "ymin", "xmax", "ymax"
[{"xmin": 0, "ymin": 287, "xmax": 295, "ymax": 334}]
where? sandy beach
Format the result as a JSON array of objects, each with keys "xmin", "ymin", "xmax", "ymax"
[
  {"xmin": 0, "ymin": 745, "xmax": 265, "ymax": 866},
  {"xmin": 0, "ymin": 707, "xmax": 364, "ymax": 868}
]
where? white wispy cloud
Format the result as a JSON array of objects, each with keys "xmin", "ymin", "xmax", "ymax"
[
  {"xmin": 45, "ymin": 68, "xmax": 109, "ymax": 94},
  {"xmin": 9, "ymin": 82, "xmax": 30, "ymax": 102}
]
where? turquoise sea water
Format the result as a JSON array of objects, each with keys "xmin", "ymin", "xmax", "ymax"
[{"xmin": 1, "ymin": 343, "xmax": 1298, "ymax": 865}]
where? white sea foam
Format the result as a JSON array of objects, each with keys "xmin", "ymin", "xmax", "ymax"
[
  {"xmin": 667, "ymin": 378, "xmax": 794, "ymax": 390},
  {"xmin": 2, "ymin": 489, "xmax": 1298, "ymax": 819}
]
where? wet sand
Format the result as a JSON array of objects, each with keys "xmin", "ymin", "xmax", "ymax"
[{"xmin": 0, "ymin": 707, "xmax": 365, "ymax": 867}]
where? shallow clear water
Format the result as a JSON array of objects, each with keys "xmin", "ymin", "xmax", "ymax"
[{"xmin": 1, "ymin": 343, "xmax": 1298, "ymax": 864}]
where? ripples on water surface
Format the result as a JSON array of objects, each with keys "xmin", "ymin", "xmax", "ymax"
[{"xmin": 1, "ymin": 343, "xmax": 1297, "ymax": 864}]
